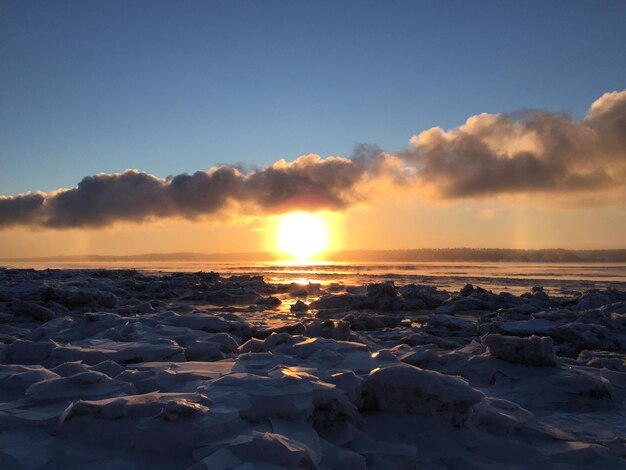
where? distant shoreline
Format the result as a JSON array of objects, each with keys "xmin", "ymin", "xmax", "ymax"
[{"xmin": 2, "ymin": 248, "xmax": 626, "ymax": 263}]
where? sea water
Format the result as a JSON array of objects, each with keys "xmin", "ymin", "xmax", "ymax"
[{"xmin": 4, "ymin": 261, "xmax": 626, "ymax": 295}]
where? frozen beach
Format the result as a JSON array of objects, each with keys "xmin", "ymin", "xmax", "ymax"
[{"xmin": 1, "ymin": 265, "xmax": 626, "ymax": 469}]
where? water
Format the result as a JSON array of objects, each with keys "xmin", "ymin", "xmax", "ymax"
[{"xmin": 3, "ymin": 261, "xmax": 626, "ymax": 295}]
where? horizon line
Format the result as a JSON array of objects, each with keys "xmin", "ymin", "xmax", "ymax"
[{"xmin": 2, "ymin": 247, "xmax": 626, "ymax": 263}]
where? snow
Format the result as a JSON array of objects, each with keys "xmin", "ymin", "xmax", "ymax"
[{"xmin": 0, "ymin": 267, "xmax": 626, "ymax": 468}]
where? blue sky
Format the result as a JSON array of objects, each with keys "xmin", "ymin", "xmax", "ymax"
[{"xmin": 2, "ymin": 0, "xmax": 625, "ymax": 195}]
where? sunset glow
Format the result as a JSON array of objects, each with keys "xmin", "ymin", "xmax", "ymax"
[
  {"xmin": 276, "ymin": 212, "xmax": 329, "ymax": 261},
  {"xmin": 1, "ymin": 3, "xmax": 626, "ymax": 468}
]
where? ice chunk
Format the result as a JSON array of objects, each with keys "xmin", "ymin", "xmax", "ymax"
[
  {"xmin": 481, "ymin": 334, "xmax": 558, "ymax": 367},
  {"xmin": 26, "ymin": 370, "xmax": 135, "ymax": 400},
  {"xmin": 49, "ymin": 339, "xmax": 185, "ymax": 365},
  {"xmin": 3, "ymin": 339, "xmax": 55, "ymax": 364},
  {"xmin": 363, "ymin": 363, "xmax": 483, "ymax": 424},
  {"xmin": 229, "ymin": 431, "xmax": 316, "ymax": 469},
  {"xmin": 9, "ymin": 300, "xmax": 57, "ymax": 322},
  {"xmin": 305, "ymin": 320, "xmax": 351, "ymax": 341},
  {"xmin": 499, "ymin": 319, "xmax": 556, "ymax": 335},
  {"xmin": 0, "ymin": 364, "xmax": 59, "ymax": 396}
]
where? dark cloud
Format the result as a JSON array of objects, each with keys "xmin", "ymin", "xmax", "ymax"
[
  {"xmin": 1, "ymin": 90, "xmax": 625, "ymax": 229},
  {"xmin": 0, "ymin": 155, "xmax": 393, "ymax": 229},
  {"xmin": 244, "ymin": 155, "xmax": 368, "ymax": 210},
  {"xmin": 45, "ymin": 171, "xmax": 169, "ymax": 228},
  {"xmin": 0, "ymin": 193, "xmax": 45, "ymax": 226}
]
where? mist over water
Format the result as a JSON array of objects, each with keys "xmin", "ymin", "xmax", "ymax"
[{"xmin": 4, "ymin": 261, "xmax": 626, "ymax": 295}]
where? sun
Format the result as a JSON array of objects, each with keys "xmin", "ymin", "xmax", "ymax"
[{"xmin": 276, "ymin": 212, "xmax": 329, "ymax": 261}]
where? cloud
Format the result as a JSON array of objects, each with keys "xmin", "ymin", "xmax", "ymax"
[
  {"xmin": 404, "ymin": 89, "xmax": 626, "ymax": 199},
  {"xmin": 1, "ymin": 90, "xmax": 625, "ymax": 230},
  {"xmin": 0, "ymin": 193, "xmax": 45, "ymax": 226},
  {"xmin": 0, "ymin": 154, "xmax": 405, "ymax": 229}
]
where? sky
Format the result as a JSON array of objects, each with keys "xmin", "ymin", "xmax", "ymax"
[{"xmin": 1, "ymin": 1, "xmax": 626, "ymax": 257}]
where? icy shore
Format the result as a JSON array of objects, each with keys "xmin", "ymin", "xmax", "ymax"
[{"xmin": 1, "ymin": 268, "xmax": 626, "ymax": 469}]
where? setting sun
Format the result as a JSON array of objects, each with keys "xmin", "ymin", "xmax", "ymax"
[{"xmin": 276, "ymin": 212, "xmax": 329, "ymax": 261}]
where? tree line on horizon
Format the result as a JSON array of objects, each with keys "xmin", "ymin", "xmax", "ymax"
[{"xmin": 3, "ymin": 248, "xmax": 626, "ymax": 263}]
